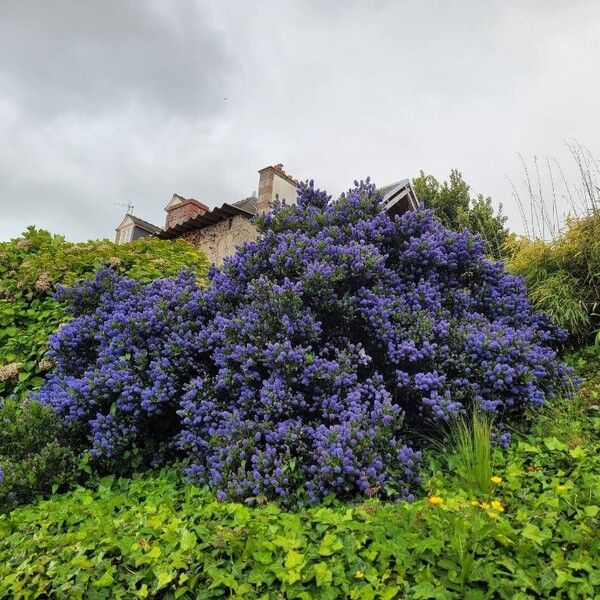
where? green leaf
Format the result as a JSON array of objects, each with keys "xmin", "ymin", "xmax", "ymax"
[
  {"xmin": 543, "ymin": 437, "xmax": 568, "ymax": 452},
  {"xmin": 93, "ymin": 571, "xmax": 115, "ymax": 588},
  {"xmin": 98, "ymin": 474, "xmax": 115, "ymax": 490},
  {"xmin": 569, "ymin": 446, "xmax": 586, "ymax": 459},
  {"xmin": 314, "ymin": 562, "xmax": 332, "ymax": 587},
  {"xmin": 252, "ymin": 549, "xmax": 273, "ymax": 565},
  {"xmin": 285, "ymin": 550, "xmax": 305, "ymax": 570},
  {"xmin": 318, "ymin": 533, "xmax": 343, "ymax": 556},
  {"xmin": 180, "ymin": 529, "xmax": 196, "ymax": 551},
  {"xmin": 154, "ymin": 568, "xmax": 175, "ymax": 590},
  {"xmin": 521, "ymin": 523, "xmax": 549, "ymax": 545}
]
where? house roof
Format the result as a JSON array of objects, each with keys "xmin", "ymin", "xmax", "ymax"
[
  {"xmin": 232, "ymin": 195, "xmax": 258, "ymax": 215},
  {"xmin": 115, "ymin": 214, "xmax": 161, "ymax": 234},
  {"xmin": 148, "ymin": 179, "xmax": 420, "ymax": 241},
  {"xmin": 378, "ymin": 179, "xmax": 420, "ymax": 218},
  {"xmin": 157, "ymin": 202, "xmax": 255, "ymax": 239},
  {"xmin": 166, "ymin": 194, "xmax": 209, "ymax": 212}
]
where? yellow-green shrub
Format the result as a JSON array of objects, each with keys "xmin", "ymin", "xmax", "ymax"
[{"xmin": 507, "ymin": 213, "xmax": 600, "ymax": 343}]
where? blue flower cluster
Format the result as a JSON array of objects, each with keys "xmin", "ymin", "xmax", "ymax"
[
  {"xmin": 36, "ymin": 178, "xmax": 572, "ymax": 504},
  {"xmin": 35, "ymin": 269, "xmax": 207, "ymax": 467}
]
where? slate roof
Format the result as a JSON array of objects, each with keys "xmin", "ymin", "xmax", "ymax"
[
  {"xmin": 123, "ymin": 214, "xmax": 162, "ymax": 234},
  {"xmin": 157, "ymin": 201, "xmax": 255, "ymax": 239},
  {"xmin": 232, "ymin": 195, "xmax": 258, "ymax": 215}
]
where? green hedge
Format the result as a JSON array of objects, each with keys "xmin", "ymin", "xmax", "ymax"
[{"xmin": 0, "ymin": 227, "xmax": 208, "ymax": 400}]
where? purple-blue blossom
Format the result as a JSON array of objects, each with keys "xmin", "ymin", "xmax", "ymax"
[{"xmin": 35, "ymin": 177, "xmax": 573, "ymax": 504}]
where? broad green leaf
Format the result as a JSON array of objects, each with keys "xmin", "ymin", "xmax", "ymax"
[
  {"xmin": 285, "ymin": 550, "xmax": 305, "ymax": 570},
  {"xmin": 318, "ymin": 533, "xmax": 343, "ymax": 556},
  {"xmin": 314, "ymin": 562, "xmax": 332, "ymax": 587}
]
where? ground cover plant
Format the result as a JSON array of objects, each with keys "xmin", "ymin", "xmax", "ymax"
[
  {"xmin": 35, "ymin": 178, "xmax": 572, "ymax": 505},
  {"xmin": 0, "ymin": 350, "xmax": 597, "ymax": 599}
]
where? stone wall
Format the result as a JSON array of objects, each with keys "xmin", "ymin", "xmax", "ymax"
[{"xmin": 180, "ymin": 215, "xmax": 258, "ymax": 266}]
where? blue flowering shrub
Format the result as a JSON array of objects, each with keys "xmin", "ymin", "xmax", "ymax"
[
  {"xmin": 37, "ymin": 179, "xmax": 572, "ymax": 504},
  {"xmin": 35, "ymin": 269, "xmax": 207, "ymax": 471}
]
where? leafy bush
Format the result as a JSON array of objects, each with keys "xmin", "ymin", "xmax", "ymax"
[
  {"xmin": 0, "ymin": 228, "xmax": 208, "ymax": 507},
  {"xmin": 0, "ymin": 397, "xmax": 78, "ymax": 509},
  {"xmin": 37, "ymin": 179, "xmax": 571, "ymax": 505},
  {"xmin": 0, "ymin": 227, "xmax": 209, "ymax": 400},
  {"xmin": 413, "ymin": 169, "xmax": 509, "ymax": 259},
  {"xmin": 507, "ymin": 213, "xmax": 600, "ymax": 342}
]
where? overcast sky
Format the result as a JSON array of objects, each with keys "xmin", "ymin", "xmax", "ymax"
[{"xmin": 1, "ymin": 1, "xmax": 599, "ymax": 242}]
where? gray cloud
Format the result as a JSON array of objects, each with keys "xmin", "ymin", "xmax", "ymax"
[
  {"xmin": 0, "ymin": 1, "xmax": 234, "ymax": 119},
  {"xmin": 1, "ymin": 0, "xmax": 599, "ymax": 242}
]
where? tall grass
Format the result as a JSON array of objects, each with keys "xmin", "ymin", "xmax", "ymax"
[
  {"xmin": 508, "ymin": 139, "xmax": 600, "ymax": 240},
  {"xmin": 506, "ymin": 140, "xmax": 600, "ymax": 342},
  {"xmin": 449, "ymin": 407, "xmax": 494, "ymax": 496}
]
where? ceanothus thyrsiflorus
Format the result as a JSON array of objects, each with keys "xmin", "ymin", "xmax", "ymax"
[{"xmin": 36, "ymin": 179, "xmax": 571, "ymax": 504}]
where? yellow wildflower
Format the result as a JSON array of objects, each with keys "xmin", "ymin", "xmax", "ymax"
[
  {"xmin": 491, "ymin": 476, "xmax": 502, "ymax": 485},
  {"xmin": 428, "ymin": 496, "xmax": 444, "ymax": 506},
  {"xmin": 556, "ymin": 484, "xmax": 568, "ymax": 494},
  {"xmin": 480, "ymin": 502, "xmax": 490, "ymax": 510},
  {"xmin": 487, "ymin": 511, "xmax": 498, "ymax": 520},
  {"xmin": 355, "ymin": 570, "xmax": 365, "ymax": 579},
  {"xmin": 470, "ymin": 500, "xmax": 479, "ymax": 506},
  {"xmin": 491, "ymin": 500, "xmax": 504, "ymax": 512}
]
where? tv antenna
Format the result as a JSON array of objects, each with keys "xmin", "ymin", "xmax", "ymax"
[{"xmin": 115, "ymin": 201, "xmax": 135, "ymax": 214}]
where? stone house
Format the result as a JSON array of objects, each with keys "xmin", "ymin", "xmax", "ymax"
[{"xmin": 115, "ymin": 164, "xmax": 419, "ymax": 266}]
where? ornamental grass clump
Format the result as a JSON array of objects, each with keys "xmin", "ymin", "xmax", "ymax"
[
  {"xmin": 37, "ymin": 178, "xmax": 572, "ymax": 504},
  {"xmin": 449, "ymin": 406, "xmax": 494, "ymax": 495}
]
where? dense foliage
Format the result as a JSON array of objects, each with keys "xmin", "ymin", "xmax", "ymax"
[
  {"xmin": 37, "ymin": 179, "xmax": 571, "ymax": 504},
  {"xmin": 0, "ymin": 228, "xmax": 208, "ymax": 508},
  {"xmin": 0, "ymin": 397, "xmax": 78, "ymax": 508},
  {"xmin": 413, "ymin": 170, "xmax": 509, "ymax": 259},
  {"xmin": 507, "ymin": 213, "xmax": 600, "ymax": 343},
  {"xmin": 1, "ymin": 362, "xmax": 598, "ymax": 599},
  {"xmin": 0, "ymin": 227, "xmax": 209, "ymax": 400}
]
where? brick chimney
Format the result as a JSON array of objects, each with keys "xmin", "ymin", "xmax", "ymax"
[
  {"xmin": 164, "ymin": 194, "xmax": 209, "ymax": 229},
  {"xmin": 257, "ymin": 164, "xmax": 298, "ymax": 214}
]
